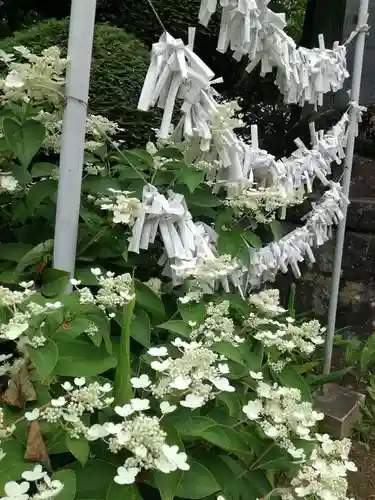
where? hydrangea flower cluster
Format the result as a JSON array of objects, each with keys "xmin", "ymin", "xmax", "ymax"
[
  {"xmin": 190, "ymin": 301, "xmax": 244, "ymax": 347},
  {"xmin": 172, "ymin": 254, "xmax": 238, "ymax": 300},
  {"xmin": 148, "ymin": 339, "xmax": 234, "ymax": 408},
  {"xmin": 284, "ymin": 434, "xmax": 357, "ymax": 500},
  {"xmin": 224, "ymin": 185, "xmax": 305, "ymax": 223},
  {"xmin": 98, "ymin": 188, "xmax": 141, "ymax": 225},
  {"xmin": 34, "ymin": 378, "xmax": 113, "ymax": 439},
  {"xmin": 0, "ymin": 465, "xmax": 63, "ymax": 500},
  {"xmin": 0, "ymin": 282, "xmax": 63, "ymax": 346},
  {"xmin": 0, "ymin": 45, "xmax": 67, "ymax": 105},
  {"xmin": 72, "ymin": 269, "xmax": 134, "ymax": 312},
  {"xmin": 87, "ymin": 398, "xmax": 189, "ymax": 485},
  {"xmin": 243, "ymin": 379, "xmax": 324, "ymax": 459},
  {"xmin": 248, "ymin": 289, "xmax": 286, "ymax": 317},
  {"xmin": 246, "ymin": 315, "xmax": 325, "ymax": 356},
  {"xmin": 0, "ymin": 173, "xmax": 18, "ymax": 193}
]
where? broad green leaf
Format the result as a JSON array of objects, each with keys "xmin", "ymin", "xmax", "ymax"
[
  {"xmin": 156, "ymin": 147, "xmax": 184, "ymax": 160},
  {"xmin": 13, "ymin": 239, "xmax": 53, "ymax": 278},
  {"xmin": 152, "ymin": 469, "xmax": 183, "ymax": 500},
  {"xmin": 130, "ymin": 307, "xmax": 151, "ymax": 347},
  {"xmin": 222, "ymin": 294, "xmax": 250, "ymax": 315},
  {"xmin": 242, "ymin": 230, "xmax": 262, "ymax": 249},
  {"xmin": 66, "ymin": 434, "xmax": 90, "ymax": 466},
  {"xmin": 269, "ymin": 220, "xmax": 283, "ymax": 240},
  {"xmin": 41, "ymin": 268, "xmax": 70, "ymax": 297},
  {"xmin": 253, "ymin": 444, "xmax": 290, "ymax": 471},
  {"xmin": 176, "ymin": 459, "xmax": 220, "ymax": 499},
  {"xmin": 106, "ymin": 482, "xmax": 142, "ymax": 500},
  {"xmin": 83, "ymin": 177, "xmax": 121, "ymax": 195},
  {"xmin": 31, "ymin": 162, "xmax": 56, "ymax": 178},
  {"xmin": 158, "ymin": 320, "xmax": 191, "ymax": 338},
  {"xmin": 68, "ymin": 459, "xmax": 116, "ymax": 499},
  {"xmin": 218, "ymin": 230, "xmax": 244, "ymax": 257},
  {"xmin": 27, "ymin": 179, "xmax": 57, "ymax": 212},
  {"xmin": 0, "ymin": 441, "xmax": 31, "ymax": 495},
  {"xmin": 217, "ymin": 392, "xmax": 243, "ymax": 418},
  {"xmin": 195, "ymin": 454, "xmax": 244, "ymax": 500},
  {"xmin": 3, "ymin": 118, "xmax": 45, "ymax": 167},
  {"xmin": 53, "ymin": 470, "xmax": 76, "ymax": 500},
  {"xmin": 167, "ymin": 416, "xmax": 215, "ymax": 436},
  {"xmin": 308, "ymin": 368, "xmax": 351, "ymax": 389},
  {"xmin": 184, "ymin": 187, "xmax": 221, "ymax": 207},
  {"xmin": 213, "ymin": 342, "xmax": 244, "ymax": 364},
  {"xmin": 278, "ymin": 365, "xmax": 312, "ymax": 402},
  {"xmin": 54, "ymin": 339, "xmax": 116, "ymax": 376},
  {"xmin": 27, "ymin": 339, "xmax": 58, "ymax": 380},
  {"xmin": 182, "ymin": 168, "xmax": 205, "ymax": 193},
  {"xmin": 52, "ymin": 317, "xmax": 93, "ymax": 342},
  {"xmin": 119, "ymin": 148, "xmax": 154, "ymax": 168},
  {"xmin": 0, "ymin": 243, "xmax": 33, "ymax": 262},
  {"xmin": 178, "ymin": 301, "xmax": 205, "ymax": 326},
  {"xmin": 11, "ymin": 163, "xmax": 32, "ymax": 185},
  {"xmin": 198, "ymin": 425, "xmax": 250, "ymax": 454},
  {"xmin": 135, "ymin": 279, "xmax": 165, "ymax": 317}
]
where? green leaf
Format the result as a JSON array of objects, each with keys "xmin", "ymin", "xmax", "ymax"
[
  {"xmin": 120, "ymin": 148, "xmax": 153, "ymax": 168},
  {"xmin": 308, "ymin": 368, "xmax": 351, "ymax": 388},
  {"xmin": 69, "ymin": 459, "xmax": 116, "ymax": 499},
  {"xmin": 53, "ymin": 470, "xmax": 76, "ymax": 500},
  {"xmin": 168, "ymin": 416, "xmax": 215, "ymax": 436},
  {"xmin": 156, "ymin": 147, "xmax": 184, "ymax": 160},
  {"xmin": 54, "ymin": 339, "xmax": 116, "ymax": 376},
  {"xmin": 27, "ymin": 179, "xmax": 57, "ymax": 213},
  {"xmin": 224, "ymin": 295, "xmax": 251, "ymax": 315},
  {"xmin": 31, "ymin": 162, "xmax": 56, "ymax": 178},
  {"xmin": 115, "ymin": 299, "xmax": 135, "ymax": 405},
  {"xmin": 176, "ymin": 459, "xmax": 220, "ymax": 499},
  {"xmin": 27, "ymin": 339, "xmax": 58, "ymax": 380},
  {"xmin": 178, "ymin": 301, "xmax": 205, "ymax": 326},
  {"xmin": 130, "ymin": 307, "xmax": 151, "ymax": 347},
  {"xmin": 184, "ymin": 187, "xmax": 221, "ymax": 207},
  {"xmin": 66, "ymin": 434, "xmax": 90, "ymax": 466},
  {"xmin": 0, "ymin": 440, "xmax": 31, "ymax": 494},
  {"xmin": 269, "ymin": 220, "xmax": 283, "ymax": 240},
  {"xmin": 278, "ymin": 365, "xmax": 312, "ymax": 402},
  {"xmin": 11, "ymin": 163, "xmax": 32, "ymax": 185},
  {"xmin": 0, "ymin": 243, "xmax": 33, "ymax": 262},
  {"xmin": 242, "ymin": 230, "xmax": 262, "ymax": 249},
  {"xmin": 158, "ymin": 320, "xmax": 191, "ymax": 338},
  {"xmin": 52, "ymin": 317, "xmax": 93, "ymax": 342},
  {"xmin": 196, "ymin": 454, "xmax": 245, "ymax": 500},
  {"xmin": 13, "ymin": 239, "xmax": 53, "ymax": 278},
  {"xmin": 3, "ymin": 118, "xmax": 45, "ymax": 167},
  {"xmin": 41, "ymin": 268, "xmax": 70, "ymax": 297},
  {"xmin": 106, "ymin": 482, "xmax": 142, "ymax": 500},
  {"xmin": 182, "ymin": 168, "xmax": 205, "ymax": 193},
  {"xmin": 135, "ymin": 280, "xmax": 165, "ymax": 317},
  {"xmin": 198, "ymin": 425, "xmax": 250, "ymax": 454},
  {"xmin": 152, "ymin": 469, "xmax": 183, "ymax": 500},
  {"xmin": 213, "ymin": 342, "xmax": 244, "ymax": 364},
  {"xmin": 217, "ymin": 392, "xmax": 242, "ymax": 418}
]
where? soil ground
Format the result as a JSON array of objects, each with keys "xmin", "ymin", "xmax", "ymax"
[{"xmin": 349, "ymin": 441, "xmax": 375, "ymax": 499}]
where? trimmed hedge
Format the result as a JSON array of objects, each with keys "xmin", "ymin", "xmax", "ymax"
[{"xmin": 0, "ymin": 19, "xmax": 160, "ymax": 148}]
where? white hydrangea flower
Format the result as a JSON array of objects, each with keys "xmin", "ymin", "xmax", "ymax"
[
  {"xmin": 160, "ymin": 402, "xmax": 177, "ymax": 414},
  {"xmin": 148, "ymin": 347, "xmax": 168, "ymax": 357},
  {"xmin": 243, "ymin": 381, "xmax": 324, "ymax": 459},
  {"xmin": 114, "ymin": 466, "xmax": 139, "ymax": 485}
]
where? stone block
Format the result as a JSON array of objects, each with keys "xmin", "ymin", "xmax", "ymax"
[{"xmin": 314, "ymin": 384, "xmax": 365, "ymax": 439}]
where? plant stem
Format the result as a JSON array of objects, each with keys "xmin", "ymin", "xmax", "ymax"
[{"xmin": 114, "ymin": 298, "xmax": 135, "ymax": 405}]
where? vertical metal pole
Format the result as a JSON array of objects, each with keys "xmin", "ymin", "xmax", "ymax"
[
  {"xmin": 324, "ymin": 0, "xmax": 369, "ymax": 374},
  {"xmin": 53, "ymin": 0, "xmax": 97, "ymax": 287}
]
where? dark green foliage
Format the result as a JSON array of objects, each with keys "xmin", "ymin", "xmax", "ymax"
[{"xmin": 0, "ymin": 19, "xmax": 160, "ymax": 147}]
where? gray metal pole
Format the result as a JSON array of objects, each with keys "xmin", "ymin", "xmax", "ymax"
[
  {"xmin": 53, "ymin": 0, "xmax": 97, "ymax": 287},
  {"xmin": 324, "ymin": 0, "xmax": 369, "ymax": 374}
]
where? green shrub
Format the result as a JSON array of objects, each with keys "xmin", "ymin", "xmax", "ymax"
[{"xmin": 0, "ymin": 19, "xmax": 160, "ymax": 148}]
